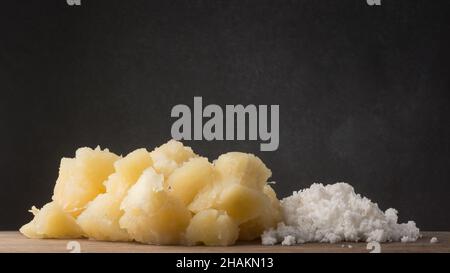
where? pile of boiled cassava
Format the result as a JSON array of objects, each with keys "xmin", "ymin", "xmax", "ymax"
[{"xmin": 20, "ymin": 140, "xmax": 281, "ymax": 246}]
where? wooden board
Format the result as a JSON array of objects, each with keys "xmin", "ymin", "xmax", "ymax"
[{"xmin": 0, "ymin": 231, "xmax": 448, "ymax": 253}]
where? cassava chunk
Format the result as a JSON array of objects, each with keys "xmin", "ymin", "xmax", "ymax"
[
  {"xmin": 215, "ymin": 184, "xmax": 266, "ymax": 224},
  {"xmin": 119, "ymin": 168, "xmax": 191, "ymax": 245},
  {"xmin": 214, "ymin": 152, "xmax": 271, "ymax": 190},
  {"xmin": 52, "ymin": 147, "xmax": 119, "ymax": 216},
  {"xmin": 150, "ymin": 140, "xmax": 197, "ymax": 179},
  {"xmin": 188, "ymin": 181, "xmax": 223, "ymax": 213},
  {"xmin": 238, "ymin": 185, "xmax": 282, "ymax": 240},
  {"xmin": 262, "ymin": 184, "xmax": 282, "ymax": 224},
  {"xmin": 185, "ymin": 209, "xmax": 239, "ymax": 246},
  {"xmin": 167, "ymin": 157, "xmax": 215, "ymax": 205},
  {"xmin": 104, "ymin": 148, "xmax": 153, "ymax": 197},
  {"xmin": 190, "ymin": 182, "xmax": 266, "ymax": 224},
  {"xmin": 76, "ymin": 193, "xmax": 129, "ymax": 241},
  {"xmin": 20, "ymin": 202, "xmax": 83, "ymax": 239}
]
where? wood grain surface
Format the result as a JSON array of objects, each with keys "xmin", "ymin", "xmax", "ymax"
[{"xmin": 0, "ymin": 231, "xmax": 448, "ymax": 253}]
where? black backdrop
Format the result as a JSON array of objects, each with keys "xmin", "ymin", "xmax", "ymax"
[{"xmin": 1, "ymin": 0, "xmax": 449, "ymax": 230}]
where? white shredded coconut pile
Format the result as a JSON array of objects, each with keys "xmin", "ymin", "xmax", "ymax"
[{"xmin": 262, "ymin": 182, "xmax": 420, "ymax": 245}]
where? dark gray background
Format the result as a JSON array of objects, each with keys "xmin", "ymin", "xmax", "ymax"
[{"xmin": 0, "ymin": 0, "xmax": 449, "ymax": 230}]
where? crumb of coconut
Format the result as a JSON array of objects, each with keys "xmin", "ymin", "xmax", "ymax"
[
  {"xmin": 401, "ymin": 235, "xmax": 416, "ymax": 243},
  {"xmin": 281, "ymin": 235, "xmax": 296, "ymax": 246},
  {"xmin": 430, "ymin": 237, "xmax": 438, "ymax": 244},
  {"xmin": 261, "ymin": 231, "xmax": 278, "ymax": 245},
  {"xmin": 261, "ymin": 182, "xmax": 420, "ymax": 245},
  {"xmin": 348, "ymin": 245, "xmax": 353, "ymax": 248}
]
